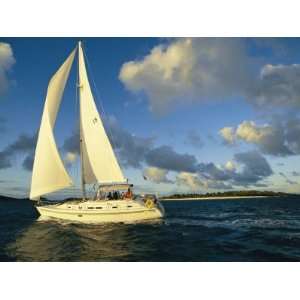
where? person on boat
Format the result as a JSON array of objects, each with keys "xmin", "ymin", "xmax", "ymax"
[
  {"xmin": 124, "ymin": 188, "xmax": 132, "ymax": 199},
  {"xmin": 107, "ymin": 192, "xmax": 113, "ymax": 200}
]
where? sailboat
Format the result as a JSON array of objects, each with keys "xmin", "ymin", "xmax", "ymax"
[{"xmin": 29, "ymin": 41, "xmax": 165, "ymax": 223}]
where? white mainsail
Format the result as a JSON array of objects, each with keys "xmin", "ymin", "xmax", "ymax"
[
  {"xmin": 30, "ymin": 49, "xmax": 76, "ymax": 200},
  {"xmin": 78, "ymin": 42, "xmax": 126, "ymax": 184}
]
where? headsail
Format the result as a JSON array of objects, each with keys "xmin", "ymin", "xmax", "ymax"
[
  {"xmin": 78, "ymin": 42, "xmax": 126, "ymax": 184},
  {"xmin": 30, "ymin": 49, "xmax": 76, "ymax": 200}
]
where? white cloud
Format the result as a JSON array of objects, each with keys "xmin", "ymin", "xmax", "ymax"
[
  {"xmin": 220, "ymin": 121, "xmax": 273, "ymax": 144},
  {"xmin": 176, "ymin": 171, "xmax": 232, "ymax": 190},
  {"xmin": 176, "ymin": 172, "xmax": 203, "ymax": 190},
  {"xmin": 225, "ymin": 160, "xmax": 236, "ymax": 171},
  {"xmin": 236, "ymin": 121, "xmax": 272, "ymax": 143},
  {"xmin": 65, "ymin": 152, "xmax": 77, "ymax": 164},
  {"xmin": 119, "ymin": 38, "xmax": 300, "ymax": 115},
  {"xmin": 220, "ymin": 120, "xmax": 295, "ymax": 156},
  {"xmin": 0, "ymin": 42, "xmax": 15, "ymax": 94},
  {"xmin": 143, "ymin": 167, "xmax": 172, "ymax": 184},
  {"xmin": 219, "ymin": 127, "xmax": 235, "ymax": 144},
  {"xmin": 119, "ymin": 38, "xmax": 252, "ymax": 114}
]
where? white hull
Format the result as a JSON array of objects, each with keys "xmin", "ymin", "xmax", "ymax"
[{"xmin": 36, "ymin": 199, "xmax": 165, "ymax": 224}]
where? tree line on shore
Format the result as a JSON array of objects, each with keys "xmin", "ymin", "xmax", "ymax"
[{"xmin": 161, "ymin": 190, "xmax": 298, "ymax": 199}]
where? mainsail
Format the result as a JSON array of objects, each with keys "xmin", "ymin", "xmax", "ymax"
[
  {"xmin": 30, "ymin": 49, "xmax": 76, "ymax": 200},
  {"xmin": 78, "ymin": 42, "xmax": 126, "ymax": 184}
]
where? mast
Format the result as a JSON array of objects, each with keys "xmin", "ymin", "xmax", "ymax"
[{"xmin": 78, "ymin": 41, "xmax": 86, "ymax": 200}]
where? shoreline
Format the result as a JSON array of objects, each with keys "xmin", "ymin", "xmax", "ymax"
[{"xmin": 160, "ymin": 195, "xmax": 273, "ymax": 201}]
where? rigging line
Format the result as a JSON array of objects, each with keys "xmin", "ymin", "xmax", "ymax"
[
  {"xmin": 75, "ymin": 44, "xmax": 80, "ymax": 194},
  {"xmin": 82, "ymin": 43, "xmax": 120, "ymax": 159}
]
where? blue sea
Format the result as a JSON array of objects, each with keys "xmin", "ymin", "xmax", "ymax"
[{"xmin": 1, "ymin": 196, "xmax": 300, "ymax": 261}]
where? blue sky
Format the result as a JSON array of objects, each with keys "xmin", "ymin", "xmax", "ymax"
[{"xmin": 1, "ymin": 38, "xmax": 300, "ymax": 198}]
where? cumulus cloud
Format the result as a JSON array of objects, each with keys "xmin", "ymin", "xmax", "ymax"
[
  {"xmin": 0, "ymin": 122, "xmax": 273, "ymax": 191},
  {"xmin": 198, "ymin": 162, "xmax": 232, "ymax": 181},
  {"xmin": 220, "ymin": 119, "xmax": 300, "ymax": 156},
  {"xmin": 184, "ymin": 130, "xmax": 204, "ymax": 148},
  {"xmin": 61, "ymin": 117, "xmax": 258, "ymax": 190},
  {"xmin": 197, "ymin": 151, "xmax": 273, "ymax": 187},
  {"xmin": 219, "ymin": 127, "xmax": 235, "ymax": 144},
  {"xmin": 145, "ymin": 145, "xmax": 198, "ymax": 173},
  {"xmin": 176, "ymin": 172, "xmax": 232, "ymax": 190},
  {"xmin": 119, "ymin": 38, "xmax": 253, "ymax": 114},
  {"xmin": 61, "ymin": 117, "xmax": 197, "ymax": 175},
  {"xmin": 143, "ymin": 167, "xmax": 172, "ymax": 184},
  {"xmin": 119, "ymin": 38, "xmax": 300, "ymax": 116},
  {"xmin": 233, "ymin": 151, "xmax": 273, "ymax": 185},
  {"xmin": 251, "ymin": 64, "xmax": 300, "ymax": 109},
  {"xmin": 176, "ymin": 172, "xmax": 204, "ymax": 190},
  {"xmin": 0, "ymin": 42, "xmax": 15, "ymax": 95}
]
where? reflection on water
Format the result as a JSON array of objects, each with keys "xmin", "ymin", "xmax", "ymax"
[
  {"xmin": 6, "ymin": 217, "xmax": 164, "ymax": 261},
  {"xmin": 1, "ymin": 197, "xmax": 300, "ymax": 261}
]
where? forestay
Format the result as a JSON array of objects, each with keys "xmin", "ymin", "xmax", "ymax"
[{"xmin": 30, "ymin": 49, "xmax": 76, "ymax": 200}]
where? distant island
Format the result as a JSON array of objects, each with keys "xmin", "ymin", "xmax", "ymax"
[
  {"xmin": 0, "ymin": 190, "xmax": 299, "ymax": 202},
  {"xmin": 160, "ymin": 190, "xmax": 299, "ymax": 200}
]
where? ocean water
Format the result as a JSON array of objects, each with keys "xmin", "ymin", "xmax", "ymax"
[{"xmin": 1, "ymin": 196, "xmax": 300, "ymax": 261}]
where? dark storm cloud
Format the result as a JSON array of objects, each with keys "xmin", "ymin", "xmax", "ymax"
[
  {"xmin": 62, "ymin": 116, "xmax": 201, "ymax": 174},
  {"xmin": 198, "ymin": 162, "xmax": 231, "ymax": 181},
  {"xmin": 62, "ymin": 117, "xmax": 199, "ymax": 173},
  {"xmin": 22, "ymin": 153, "xmax": 34, "ymax": 171},
  {"xmin": 256, "ymin": 121, "xmax": 292, "ymax": 156},
  {"xmin": 0, "ymin": 133, "xmax": 36, "ymax": 170},
  {"xmin": 5, "ymin": 134, "xmax": 36, "ymax": 153},
  {"xmin": 145, "ymin": 145, "xmax": 198, "ymax": 173},
  {"xmin": 107, "ymin": 117, "xmax": 154, "ymax": 168},
  {"xmin": 285, "ymin": 118, "xmax": 300, "ymax": 154},
  {"xmin": 233, "ymin": 151, "xmax": 273, "ymax": 186},
  {"xmin": 250, "ymin": 64, "xmax": 300, "ymax": 109},
  {"xmin": 197, "ymin": 151, "xmax": 273, "ymax": 187},
  {"xmin": 61, "ymin": 118, "xmax": 273, "ymax": 189},
  {"xmin": 62, "ymin": 118, "xmax": 154, "ymax": 169}
]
